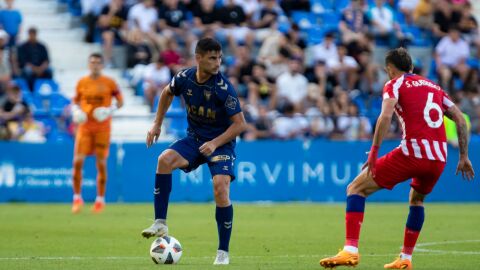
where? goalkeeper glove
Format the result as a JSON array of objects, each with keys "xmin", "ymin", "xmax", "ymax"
[
  {"xmin": 71, "ymin": 104, "xmax": 87, "ymax": 124},
  {"xmin": 93, "ymin": 104, "xmax": 117, "ymax": 122}
]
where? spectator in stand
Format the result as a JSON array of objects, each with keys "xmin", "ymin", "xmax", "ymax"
[
  {"xmin": 192, "ymin": 0, "xmax": 222, "ymax": 37},
  {"xmin": 234, "ymin": 0, "xmax": 259, "ymax": 21},
  {"xmin": 229, "ymin": 45, "xmax": 254, "ymax": 85},
  {"xmin": 218, "ymin": 0, "xmax": 254, "ymax": 51},
  {"xmin": 243, "ymin": 105, "xmax": 272, "ymax": 140},
  {"xmin": 398, "ymin": 0, "xmax": 419, "ymax": 25},
  {"xmin": 126, "ymin": 29, "xmax": 152, "ymax": 69},
  {"xmin": 311, "ymin": 32, "xmax": 338, "ymax": 64},
  {"xmin": 157, "ymin": 0, "xmax": 194, "ymax": 53},
  {"xmin": 456, "ymin": 1, "xmax": 478, "ymax": 45},
  {"xmin": 142, "ymin": 56, "xmax": 171, "ymax": 111},
  {"xmin": 327, "ymin": 44, "xmax": 359, "ymax": 91},
  {"xmin": 17, "ymin": 27, "xmax": 52, "ymax": 90},
  {"xmin": 0, "ymin": 46, "xmax": 11, "ymax": 94},
  {"xmin": 81, "ymin": 0, "xmax": 109, "ymax": 43},
  {"xmin": 335, "ymin": 103, "xmax": 372, "ymax": 141},
  {"xmin": 369, "ymin": 0, "xmax": 405, "ymax": 49},
  {"xmin": 275, "ymin": 57, "xmax": 308, "ymax": 112},
  {"xmin": 271, "ymin": 102, "xmax": 308, "ymax": 139},
  {"xmin": 127, "ymin": 0, "xmax": 159, "ymax": 49},
  {"xmin": 339, "ymin": 0, "xmax": 370, "ymax": 46},
  {"xmin": 435, "ymin": 27, "xmax": 471, "ymax": 93},
  {"xmin": 98, "ymin": 0, "xmax": 129, "ymax": 68},
  {"xmin": 432, "ymin": 0, "xmax": 461, "ymax": 40},
  {"xmin": 160, "ymin": 37, "xmax": 183, "ymax": 72},
  {"xmin": 283, "ymin": 24, "xmax": 307, "ymax": 60},
  {"xmin": 0, "ymin": 84, "xmax": 28, "ymax": 140},
  {"xmin": 413, "ymin": 0, "xmax": 434, "ymax": 30},
  {"xmin": 247, "ymin": 63, "xmax": 276, "ymax": 109},
  {"xmin": 252, "ymin": 0, "xmax": 282, "ymax": 42},
  {"xmin": 0, "ymin": 0, "xmax": 22, "ymax": 48}
]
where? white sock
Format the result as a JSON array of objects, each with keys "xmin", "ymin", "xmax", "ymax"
[
  {"xmin": 400, "ymin": 253, "xmax": 412, "ymax": 261},
  {"xmin": 73, "ymin": 194, "xmax": 82, "ymax": 200},
  {"xmin": 95, "ymin": 196, "xmax": 105, "ymax": 203},
  {"xmin": 343, "ymin": 245, "xmax": 359, "ymax": 253}
]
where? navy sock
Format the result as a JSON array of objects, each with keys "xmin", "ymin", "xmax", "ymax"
[
  {"xmin": 406, "ymin": 205, "xmax": 425, "ymax": 231},
  {"xmin": 154, "ymin": 174, "xmax": 172, "ymax": 220},
  {"xmin": 216, "ymin": 205, "xmax": 233, "ymax": 252}
]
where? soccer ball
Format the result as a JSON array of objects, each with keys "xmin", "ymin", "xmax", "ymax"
[{"xmin": 150, "ymin": 236, "xmax": 183, "ymax": 264}]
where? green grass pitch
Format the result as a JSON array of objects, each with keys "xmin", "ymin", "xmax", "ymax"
[{"xmin": 0, "ymin": 203, "xmax": 479, "ymax": 270}]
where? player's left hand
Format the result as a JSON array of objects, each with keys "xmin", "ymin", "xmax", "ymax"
[
  {"xmin": 456, "ymin": 157, "xmax": 475, "ymax": 181},
  {"xmin": 362, "ymin": 145, "xmax": 379, "ymax": 178},
  {"xmin": 199, "ymin": 141, "xmax": 217, "ymax": 156}
]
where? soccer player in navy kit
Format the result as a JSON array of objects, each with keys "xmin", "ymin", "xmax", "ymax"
[{"xmin": 141, "ymin": 38, "xmax": 247, "ymax": 265}]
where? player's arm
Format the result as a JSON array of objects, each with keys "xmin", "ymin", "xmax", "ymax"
[
  {"xmin": 363, "ymin": 98, "xmax": 397, "ymax": 176},
  {"xmin": 444, "ymin": 105, "xmax": 475, "ymax": 180},
  {"xmin": 146, "ymin": 85, "xmax": 175, "ymax": 147},
  {"xmin": 199, "ymin": 112, "xmax": 247, "ymax": 156}
]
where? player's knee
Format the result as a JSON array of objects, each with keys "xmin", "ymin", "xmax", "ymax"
[
  {"xmin": 213, "ymin": 183, "xmax": 229, "ymax": 205},
  {"xmin": 157, "ymin": 150, "xmax": 177, "ymax": 172}
]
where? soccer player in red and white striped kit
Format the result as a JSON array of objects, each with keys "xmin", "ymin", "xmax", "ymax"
[{"xmin": 320, "ymin": 48, "xmax": 475, "ymax": 270}]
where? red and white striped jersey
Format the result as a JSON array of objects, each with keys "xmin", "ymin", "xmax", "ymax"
[{"xmin": 383, "ymin": 73, "xmax": 454, "ymax": 162}]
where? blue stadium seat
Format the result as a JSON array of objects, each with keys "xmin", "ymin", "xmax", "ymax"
[
  {"xmin": 21, "ymin": 90, "xmax": 33, "ymax": 106},
  {"xmin": 335, "ymin": 0, "xmax": 350, "ymax": 11},
  {"xmin": 319, "ymin": 13, "xmax": 341, "ymax": 25},
  {"xmin": 306, "ymin": 25, "xmax": 338, "ymax": 45},
  {"xmin": 13, "ymin": 78, "xmax": 30, "ymax": 92},
  {"xmin": 401, "ymin": 25, "xmax": 431, "ymax": 47},
  {"xmin": 33, "ymin": 79, "xmax": 60, "ymax": 97},
  {"xmin": 50, "ymin": 93, "xmax": 71, "ymax": 117},
  {"xmin": 165, "ymin": 96, "xmax": 187, "ymax": 138},
  {"xmin": 292, "ymin": 11, "xmax": 319, "ymax": 30}
]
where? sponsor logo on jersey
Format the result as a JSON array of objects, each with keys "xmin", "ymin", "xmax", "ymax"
[{"xmin": 211, "ymin": 155, "xmax": 231, "ymax": 162}]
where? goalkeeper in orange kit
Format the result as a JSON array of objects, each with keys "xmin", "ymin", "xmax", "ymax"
[{"xmin": 70, "ymin": 53, "xmax": 123, "ymax": 214}]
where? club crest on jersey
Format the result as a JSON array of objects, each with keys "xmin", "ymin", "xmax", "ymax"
[
  {"xmin": 187, "ymin": 89, "xmax": 193, "ymax": 96},
  {"xmin": 204, "ymin": 90, "xmax": 211, "ymax": 101},
  {"xmin": 225, "ymin": 95, "xmax": 237, "ymax": 110}
]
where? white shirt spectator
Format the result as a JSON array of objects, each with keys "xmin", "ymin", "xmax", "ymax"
[
  {"xmin": 234, "ymin": 0, "xmax": 260, "ymax": 17},
  {"xmin": 337, "ymin": 115, "xmax": 372, "ymax": 140},
  {"xmin": 370, "ymin": 5, "xmax": 395, "ymax": 32},
  {"xmin": 435, "ymin": 36, "xmax": 470, "ymax": 66},
  {"xmin": 326, "ymin": 55, "xmax": 358, "ymax": 70},
  {"xmin": 276, "ymin": 71, "xmax": 308, "ymax": 104},
  {"xmin": 128, "ymin": 3, "xmax": 158, "ymax": 33},
  {"xmin": 143, "ymin": 63, "xmax": 171, "ymax": 88},
  {"xmin": 272, "ymin": 114, "xmax": 309, "ymax": 139},
  {"xmin": 311, "ymin": 41, "xmax": 338, "ymax": 63}
]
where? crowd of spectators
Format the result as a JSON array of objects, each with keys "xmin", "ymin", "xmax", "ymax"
[
  {"xmin": 79, "ymin": 0, "xmax": 479, "ymax": 142},
  {"xmin": 2, "ymin": 0, "xmax": 480, "ymax": 144}
]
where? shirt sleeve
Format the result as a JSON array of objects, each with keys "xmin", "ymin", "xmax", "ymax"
[
  {"xmin": 73, "ymin": 80, "xmax": 82, "ymax": 104},
  {"xmin": 441, "ymin": 91, "xmax": 454, "ymax": 111},
  {"xmin": 382, "ymin": 80, "xmax": 395, "ymax": 100},
  {"xmin": 218, "ymin": 78, "xmax": 242, "ymax": 117},
  {"xmin": 169, "ymin": 70, "xmax": 187, "ymax": 96}
]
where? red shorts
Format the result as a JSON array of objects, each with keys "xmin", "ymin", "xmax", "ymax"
[{"xmin": 374, "ymin": 148, "xmax": 446, "ymax": 195}]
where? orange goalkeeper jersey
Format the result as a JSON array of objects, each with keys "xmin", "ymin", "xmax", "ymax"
[{"xmin": 73, "ymin": 75, "xmax": 123, "ymax": 132}]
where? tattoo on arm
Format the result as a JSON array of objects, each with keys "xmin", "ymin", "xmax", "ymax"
[{"xmin": 457, "ymin": 121, "xmax": 469, "ymax": 156}]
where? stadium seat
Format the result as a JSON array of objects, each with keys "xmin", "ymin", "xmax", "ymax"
[
  {"xmin": 13, "ymin": 78, "xmax": 30, "ymax": 92},
  {"xmin": 292, "ymin": 11, "xmax": 319, "ymax": 30},
  {"xmin": 319, "ymin": 13, "xmax": 341, "ymax": 26},
  {"xmin": 33, "ymin": 79, "xmax": 60, "ymax": 97},
  {"xmin": 50, "ymin": 93, "xmax": 71, "ymax": 117},
  {"xmin": 165, "ymin": 96, "xmax": 187, "ymax": 138}
]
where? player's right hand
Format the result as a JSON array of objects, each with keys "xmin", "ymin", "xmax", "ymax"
[
  {"xmin": 363, "ymin": 145, "xmax": 379, "ymax": 178},
  {"xmin": 71, "ymin": 104, "xmax": 87, "ymax": 124},
  {"xmin": 146, "ymin": 124, "xmax": 161, "ymax": 148},
  {"xmin": 456, "ymin": 157, "xmax": 475, "ymax": 181}
]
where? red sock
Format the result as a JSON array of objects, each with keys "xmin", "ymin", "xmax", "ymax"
[
  {"xmin": 345, "ymin": 212, "xmax": 364, "ymax": 247},
  {"xmin": 402, "ymin": 228, "xmax": 420, "ymax": 255}
]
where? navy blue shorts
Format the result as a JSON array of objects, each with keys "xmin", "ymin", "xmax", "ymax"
[{"xmin": 169, "ymin": 136, "xmax": 236, "ymax": 181}]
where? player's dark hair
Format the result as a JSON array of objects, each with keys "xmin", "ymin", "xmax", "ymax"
[
  {"xmin": 195, "ymin": 38, "xmax": 222, "ymax": 55},
  {"xmin": 89, "ymin": 53, "xmax": 104, "ymax": 62},
  {"xmin": 385, "ymin": 47, "xmax": 412, "ymax": 73}
]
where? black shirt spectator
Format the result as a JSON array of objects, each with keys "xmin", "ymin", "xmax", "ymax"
[
  {"xmin": 158, "ymin": 1, "xmax": 187, "ymax": 28},
  {"xmin": 433, "ymin": 9, "xmax": 461, "ymax": 34},
  {"xmin": 192, "ymin": 2, "xmax": 221, "ymax": 25},
  {"xmin": 100, "ymin": 3, "xmax": 129, "ymax": 31},
  {"xmin": 219, "ymin": 2, "xmax": 246, "ymax": 26}
]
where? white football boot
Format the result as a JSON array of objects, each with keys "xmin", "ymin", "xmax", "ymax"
[
  {"xmin": 141, "ymin": 220, "xmax": 168, "ymax": 238},
  {"xmin": 213, "ymin": 250, "xmax": 229, "ymax": 265}
]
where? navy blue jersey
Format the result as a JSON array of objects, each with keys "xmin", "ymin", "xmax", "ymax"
[{"xmin": 169, "ymin": 67, "xmax": 242, "ymax": 141}]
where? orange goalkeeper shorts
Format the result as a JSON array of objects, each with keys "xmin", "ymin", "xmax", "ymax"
[{"xmin": 74, "ymin": 129, "xmax": 111, "ymax": 159}]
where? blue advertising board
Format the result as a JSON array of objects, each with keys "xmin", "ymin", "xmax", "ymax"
[{"xmin": 0, "ymin": 140, "xmax": 479, "ymax": 202}]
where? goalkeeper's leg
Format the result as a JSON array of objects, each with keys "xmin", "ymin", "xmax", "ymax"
[{"xmin": 72, "ymin": 154, "xmax": 85, "ymax": 214}]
